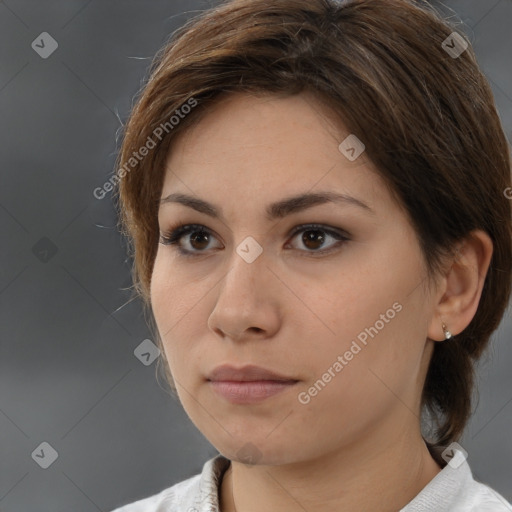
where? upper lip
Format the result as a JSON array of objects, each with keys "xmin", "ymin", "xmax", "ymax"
[{"xmin": 207, "ymin": 364, "xmax": 298, "ymax": 382}]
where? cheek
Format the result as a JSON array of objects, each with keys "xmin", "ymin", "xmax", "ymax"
[
  {"xmin": 292, "ymin": 304, "xmax": 426, "ymax": 447},
  {"xmin": 150, "ymin": 252, "xmax": 214, "ymax": 378},
  {"xmin": 150, "ymin": 254, "xmax": 188, "ymax": 365},
  {"xmin": 300, "ymin": 251, "xmax": 429, "ymax": 399},
  {"xmin": 151, "ymin": 250, "xmax": 204, "ymax": 325}
]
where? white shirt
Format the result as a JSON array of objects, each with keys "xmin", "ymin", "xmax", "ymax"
[{"xmin": 110, "ymin": 448, "xmax": 512, "ymax": 511}]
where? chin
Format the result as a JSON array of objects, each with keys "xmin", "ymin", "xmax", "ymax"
[{"xmin": 217, "ymin": 440, "xmax": 308, "ymax": 468}]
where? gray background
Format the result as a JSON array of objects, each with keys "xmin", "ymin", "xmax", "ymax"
[{"xmin": 0, "ymin": 1, "xmax": 511, "ymax": 510}]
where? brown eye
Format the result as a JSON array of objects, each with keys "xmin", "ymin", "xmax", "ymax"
[
  {"xmin": 159, "ymin": 224, "xmax": 222, "ymax": 256},
  {"xmin": 301, "ymin": 229, "xmax": 326, "ymax": 250},
  {"xmin": 189, "ymin": 231, "xmax": 211, "ymax": 251},
  {"xmin": 160, "ymin": 222, "xmax": 350, "ymax": 258},
  {"xmin": 287, "ymin": 224, "xmax": 349, "ymax": 254}
]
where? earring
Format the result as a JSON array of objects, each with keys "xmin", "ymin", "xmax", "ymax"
[{"xmin": 442, "ymin": 323, "xmax": 453, "ymax": 340}]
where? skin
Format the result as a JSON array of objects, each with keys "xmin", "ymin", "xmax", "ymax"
[{"xmin": 150, "ymin": 92, "xmax": 493, "ymax": 512}]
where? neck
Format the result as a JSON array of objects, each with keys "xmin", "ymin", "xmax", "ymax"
[{"xmin": 219, "ymin": 424, "xmax": 442, "ymax": 512}]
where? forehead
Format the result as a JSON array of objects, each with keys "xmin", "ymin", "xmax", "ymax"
[{"xmin": 160, "ymin": 92, "xmax": 388, "ymax": 215}]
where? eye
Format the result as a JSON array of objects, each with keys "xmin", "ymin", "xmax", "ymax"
[
  {"xmin": 159, "ymin": 224, "xmax": 221, "ymax": 256},
  {"xmin": 159, "ymin": 223, "xmax": 350, "ymax": 257},
  {"xmin": 286, "ymin": 223, "xmax": 350, "ymax": 255}
]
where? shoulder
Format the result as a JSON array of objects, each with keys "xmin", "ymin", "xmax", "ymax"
[
  {"xmin": 449, "ymin": 450, "xmax": 512, "ymax": 511},
  {"xmin": 464, "ymin": 479, "xmax": 512, "ymax": 511},
  {"xmin": 109, "ymin": 472, "xmax": 201, "ymax": 512},
  {"xmin": 109, "ymin": 454, "xmax": 231, "ymax": 512},
  {"xmin": 402, "ymin": 447, "xmax": 512, "ymax": 512}
]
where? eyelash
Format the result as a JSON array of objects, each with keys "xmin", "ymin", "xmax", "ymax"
[{"xmin": 159, "ymin": 223, "xmax": 351, "ymax": 258}]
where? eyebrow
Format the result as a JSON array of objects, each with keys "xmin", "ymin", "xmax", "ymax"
[{"xmin": 159, "ymin": 191, "xmax": 374, "ymax": 222}]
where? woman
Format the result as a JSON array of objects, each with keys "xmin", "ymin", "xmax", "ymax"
[{"xmin": 110, "ymin": 0, "xmax": 512, "ymax": 510}]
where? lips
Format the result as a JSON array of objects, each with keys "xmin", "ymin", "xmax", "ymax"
[
  {"xmin": 206, "ymin": 364, "xmax": 299, "ymax": 404},
  {"xmin": 206, "ymin": 364, "xmax": 298, "ymax": 383}
]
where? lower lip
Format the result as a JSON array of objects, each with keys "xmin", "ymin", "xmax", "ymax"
[{"xmin": 208, "ymin": 380, "xmax": 298, "ymax": 404}]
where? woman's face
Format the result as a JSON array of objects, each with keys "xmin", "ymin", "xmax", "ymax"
[{"xmin": 151, "ymin": 92, "xmax": 439, "ymax": 466}]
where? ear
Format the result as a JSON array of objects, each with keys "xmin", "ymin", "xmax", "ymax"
[{"xmin": 427, "ymin": 229, "xmax": 493, "ymax": 342}]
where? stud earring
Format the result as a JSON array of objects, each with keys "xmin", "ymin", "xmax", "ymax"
[{"xmin": 442, "ymin": 323, "xmax": 453, "ymax": 340}]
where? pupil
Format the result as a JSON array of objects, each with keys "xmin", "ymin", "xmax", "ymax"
[
  {"xmin": 191, "ymin": 231, "xmax": 209, "ymax": 250},
  {"xmin": 303, "ymin": 230, "xmax": 324, "ymax": 249}
]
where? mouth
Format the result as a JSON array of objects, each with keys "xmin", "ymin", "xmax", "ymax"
[
  {"xmin": 207, "ymin": 363, "xmax": 297, "ymax": 382},
  {"xmin": 206, "ymin": 364, "xmax": 299, "ymax": 404},
  {"xmin": 207, "ymin": 379, "xmax": 299, "ymax": 404}
]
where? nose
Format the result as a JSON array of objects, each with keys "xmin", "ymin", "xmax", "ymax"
[{"xmin": 207, "ymin": 243, "xmax": 281, "ymax": 342}]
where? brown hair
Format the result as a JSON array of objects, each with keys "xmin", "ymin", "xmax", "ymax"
[{"xmin": 114, "ymin": 0, "xmax": 512, "ymax": 454}]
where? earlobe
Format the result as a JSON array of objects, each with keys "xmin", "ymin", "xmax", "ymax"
[{"xmin": 427, "ymin": 229, "xmax": 493, "ymax": 342}]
